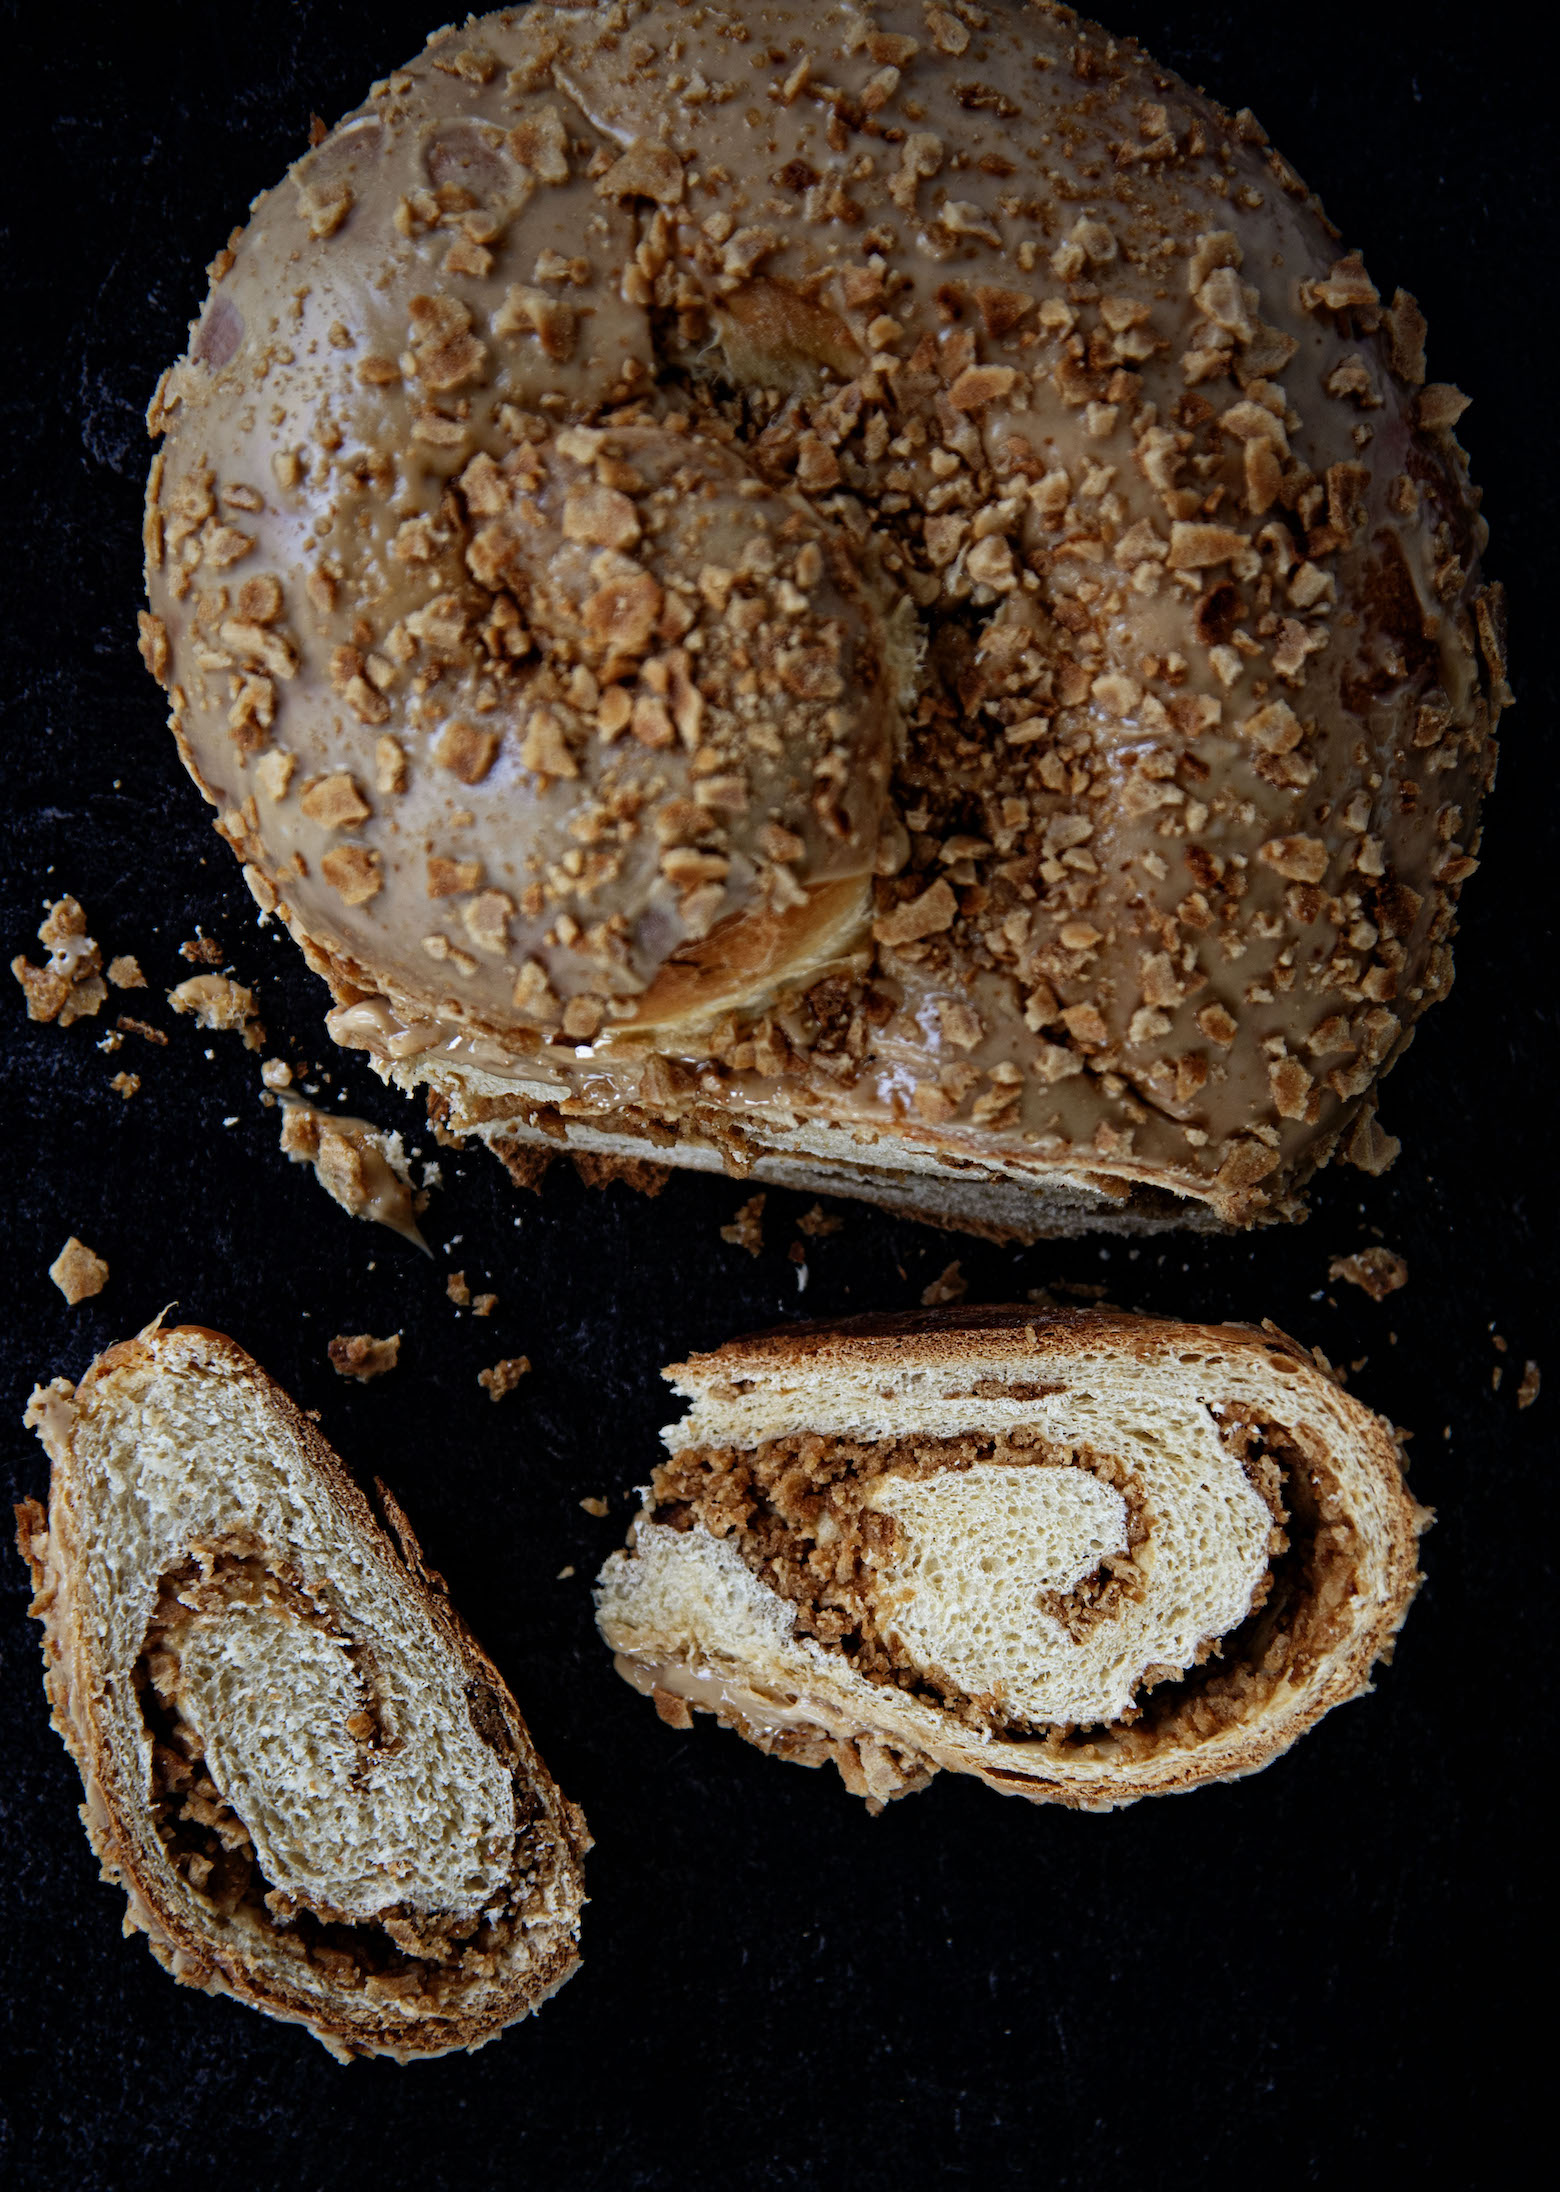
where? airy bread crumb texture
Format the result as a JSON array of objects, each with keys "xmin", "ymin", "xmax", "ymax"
[
  {"xmin": 597, "ymin": 1308, "xmax": 1427, "ymax": 1810},
  {"xmin": 17, "ymin": 1325, "xmax": 586, "ymax": 2059}
]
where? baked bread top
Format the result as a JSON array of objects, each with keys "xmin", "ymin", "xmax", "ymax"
[
  {"xmin": 17, "ymin": 1323, "xmax": 588, "ymax": 2060},
  {"xmin": 143, "ymin": 0, "xmax": 1504, "ymax": 1223},
  {"xmin": 598, "ymin": 1305, "xmax": 1429, "ymax": 1807}
]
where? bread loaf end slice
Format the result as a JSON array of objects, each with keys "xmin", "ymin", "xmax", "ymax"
[{"xmin": 16, "ymin": 1323, "xmax": 588, "ymax": 2060}]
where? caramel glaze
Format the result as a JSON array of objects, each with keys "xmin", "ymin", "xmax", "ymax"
[{"xmin": 142, "ymin": 0, "xmax": 1506, "ymax": 1230}]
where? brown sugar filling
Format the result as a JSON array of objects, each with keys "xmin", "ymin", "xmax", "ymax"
[
  {"xmin": 650, "ymin": 1427, "xmax": 1156, "ymax": 1736},
  {"xmin": 133, "ymin": 1544, "xmax": 551, "ymax": 2014},
  {"xmin": 652, "ymin": 1410, "xmax": 1360, "ymax": 1754}
]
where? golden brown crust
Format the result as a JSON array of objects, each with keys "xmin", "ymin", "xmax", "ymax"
[
  {"xmin": 148, "ymin": 1, "xmax": 1502, "ymax": 1235},
  {"xmin": 18, "ymin": 1325, "xmax": 587, "ymax": 2062}
]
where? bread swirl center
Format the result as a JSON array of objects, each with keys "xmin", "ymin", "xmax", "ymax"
[
  {"xmin": 649, "ymin": 1419, "xmax": 1294, "ymax": 1734},
  {"xmin": 135, "ymin": 1542, "xmax": 527, "ymax": 1981}
]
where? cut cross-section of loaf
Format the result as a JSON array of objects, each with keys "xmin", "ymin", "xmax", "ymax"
[
  {"xmin": 596, "ymin": 1308, "xmax": 1428, "ymax": 1811},
  {"xmin": 16, "ymin": 1323, "xmax": 588, "ymax": 2060}
]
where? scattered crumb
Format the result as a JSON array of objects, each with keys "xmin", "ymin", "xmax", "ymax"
[
  {"xmin": 796, "ymin": 1203, "xmax": 844, "ymax": 1238},
  {"xmin": 1492, "ymin": 1365, "xmax": 1503, "ymax": 1392},
  {"xmin": 106, "ymin": 955, "xmax": 145, "ymax": 990},
  {"xmin": 447, "ymin": 1270, "xmax": 472, "ymax": 1306},
  {"xmin": 260, "ymin": 1057, "xmax": 293, "ymax": 1089},
  {"xmin": 327, "ymin": 1332, "xmax": 401, "ymax": 1381},
  {"xmin": 1518, "ymin": 1361, "xmax": 1542, "ymax": 1410},
  {"xmin": 179, "ymin": 934, "xmax": 224, "ymax": 965},
  {"xmin": 97, "ymin": 1030, "xmax": 122, "ymax": 1053},
  {"xmin": 479, "ymin": 1355, "xmax": 531, "ymax": 1401},
  {"xmin": 787, "ymin": 1240, "xmax": 806, "ymax": 1264},
  {"xmin": 109, "ymin": 1071, "xmax": 141, "ymax": 1100},
  {"xmin": 921, "ymin": 1260, "xmax": 967, "ymax": 1306},
  {"xmin": 556, "ymin": 1565, "xmax": 576, "ymax": 1580},
  {"xmin": 579, "ymin": 1496, "xmax": 610, "ymax": 1517},
  {"xmin": 1328, "ymin": 1247, "xmax": 1408, "ymax": 1301},
  {"xmin": 720, "ymin": 1192, "xmax": 766, "ymax": 1256},
  {"xmin": 49, "ymin": 1237, "xmax": 108, "ymax": 1305},
  {"xmin": 168, "ymin": 973, "xmax": 265, "ymax": 1049},
  {"xmin": 279, "ymin": 1096, "xmax": 428, "ymax": 1249},
  {"xmin": 117, "ymin": 1015, "xmax": 167, "ymax": 1046},
  {"xmin": 12, "ymin": 899, "xmax": 107, "ymax": 1026},
  {"xmin": 473, "ymin": 1292, "xmax": 498, "ymax": 1317}
]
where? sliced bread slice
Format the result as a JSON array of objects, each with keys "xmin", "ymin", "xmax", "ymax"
[
  {"xmin": 596, "ymin": 1307, "xmax": 1428, "ymax": 1811},
  {"xmin": 16, "ymin": 1322, "xmax": 587, "ymax": 2060}
]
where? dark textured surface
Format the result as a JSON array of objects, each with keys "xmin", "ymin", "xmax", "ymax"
[{"xmin": 0, "ymin": 3, "xmax": 1551, "ymax": 2183}]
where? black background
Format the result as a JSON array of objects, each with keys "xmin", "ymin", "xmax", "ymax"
[{"xmin": 1, "ymin": 3, "xmax": 1553, "ymax": 2183}]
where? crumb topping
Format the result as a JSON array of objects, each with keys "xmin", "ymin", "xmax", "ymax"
[
  {"xmin": 1328, "ymin": 1244, "xmax": 1407, "ymax": 1300},
  {"xmin": 478, "ymin": 1354, "xmax": 531, "ymax": 1399},
  {"xmin": 277, "ymin": 1096, "xmax": 428, "ymax": 1246},
  {"xmin": 147, "ymin": 0, "xmax": 1502, "ymax": 1228},
  {"xmin": 328, "ymin": 1332, "xmax": 402, "ymax": 1379},
  {"xmin": 12, "ymin": 898, "xmax": 109, "ymax": 1026},
  {"xmin": 168, "ymin": 972, "xmax": 266, "ymax": 1049}
]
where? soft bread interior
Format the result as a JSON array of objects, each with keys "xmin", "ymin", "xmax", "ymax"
[
  {"xmin": 596, "ymin": 1312, "xmax": 1426, "ymax": 1808},
  {"xmin": 23, "ymin": 1328, "xmax": 585, "ymax": 2057},
  {"xmin": 865, "ymin": 1455, "xmax": 1268, "ymax": 1731}
]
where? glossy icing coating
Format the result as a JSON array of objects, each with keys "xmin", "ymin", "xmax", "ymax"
[{"xmin": 143, "ymin": 0, "xmax": 1506, "ymax": 1225}]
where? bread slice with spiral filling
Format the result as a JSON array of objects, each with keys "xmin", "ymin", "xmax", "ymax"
[
  {"xmin": 595, "ymin": 1308, "xmax": 1427, "ymax": 1811},
  {"xmin": 15, "ymin": 1324, "xmax": 588, "ymax": 2060}
]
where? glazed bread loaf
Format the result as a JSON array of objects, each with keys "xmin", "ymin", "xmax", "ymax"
[
  {"xmin": 16, "ymin": 1324, "xmax": 588, "ymax": 2060},
  {"xmin": 142, "ymin": 0, "xmax": 1505, "ymax": 1238},
  {"xmin": 596, "ymin": 1307, "xmax": 1427, "ymax": 1809}
]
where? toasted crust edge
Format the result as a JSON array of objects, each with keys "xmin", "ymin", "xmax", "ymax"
[{"xmin": 16, "ymin": 1323, "xmax": 588, "ymax": 2062}]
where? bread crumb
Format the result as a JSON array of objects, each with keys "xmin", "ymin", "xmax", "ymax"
[
  {"xmin": 168, "ymin": 973, "xmax": 265, "ymax": 1049},
  {"xmin": 117, "ymin": 1015, "xmax": 167, "ymax": 1046},
  {"xmin": 1328, "ymin": 1247, "xmax": 1408, "ymax": 1300},
  {"xmin": 260, "ymin": 1057, "xmax": 293, "ymax": 1089},
  {"xmin": 447, "ymin": 1270, "xmax": 472, "ymax": 1305},
  {"xmin": 328, "ymin": 1332, "xmax": 401, "ymax": 1381},
  {"xmin": 49, "ymin": 1237, "xmax": 108, "ymax": 1305},
  {"xmin": 12, "ymin": 898, "xmax": 107, "ymax": 1026},
  {"xmin": 1518, "ymin": 1361, "xmax": 1542, "ymax": 1410},
  {"xmin": 178, "ymin": 934, "xmax": 224, "ymax": 965},
  {"xmin": 556, "ymin": 1565, "xmax": 576, "ymax": 1579},
  {"xmin": 479, "ymin": 1355, "xmax": 531, "ymax": 1401},
  {"xmin": 796, "ymin": 1203, "xmax": 844, "ymax": 1238},
  {"xmin": 473, "ymin": 1292, "xmax": 497, "ymax": 1317},
  {"xmin": 921, "ymin": 1260, "xmax": 967, "ymax": 1306},
  {"xmin": 106, "ymin": 955, "xmax": 145, "ymax": 989},
  {"xmin": 278, "ymin": 1096, "xmax": 428, "ymax": 1249},
  {"xmin": 109, "ymin": 1071, "xmax": 141, "ymax": 1099},
  {"xmin": 579, "ymin": 1496, "xmax": 609, "ymax": 1517},
  {"xmin": 720, "ymin": 1192, "xmax": 766, "ymax": 1256}
]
